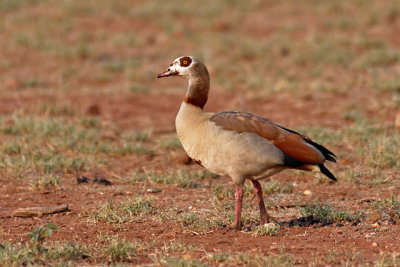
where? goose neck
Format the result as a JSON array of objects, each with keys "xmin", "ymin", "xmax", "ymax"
[{"xmin": 184, "ymin": 74, "xmax": 210, "ymax": 109}]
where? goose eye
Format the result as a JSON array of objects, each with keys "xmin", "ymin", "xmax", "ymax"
[{"xmin": 179, "ymin": 56, "xmax": 192, "ymax": 67}]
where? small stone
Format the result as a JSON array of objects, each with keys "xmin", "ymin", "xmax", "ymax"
[
  {"xmin": 303, "ymin": 190, "xmax": 313, "ymax": 196},
  {"xmin": 147, "ymin": 188, "xmax": 162, "ymax": 193},
  {"xmin": 371, "ymin": 222, "xmax": 380, "ymax": 228},
  {"xmin": 372, "ymin": 242, "xmax": 378, "ymax": 247}
]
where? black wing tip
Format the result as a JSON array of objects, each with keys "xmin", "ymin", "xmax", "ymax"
[
  {"xmin": 326, "ymin": 154, "xmax": 337, "ymax": 163},
  {"xmin": 319, "ymin": 164, "xmax": 337, "ymax": 182},
  {"xmin": 304, "ymin": 139, "xmax": 337, "ymax": 163}
]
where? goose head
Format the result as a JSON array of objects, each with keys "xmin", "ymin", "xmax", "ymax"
[
  {"xmin": 157, "ymin": 56, "xmax": 210, "ymax": 109},
  {"xmin": 157, "ymin": 56, "xmax": 207, "ymax": 79}
]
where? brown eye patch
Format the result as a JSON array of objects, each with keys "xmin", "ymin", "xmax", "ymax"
[{"xmin": 179, "ymin": 56, "xmax": 192, "ymax": 67}]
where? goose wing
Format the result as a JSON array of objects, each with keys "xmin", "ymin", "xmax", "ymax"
[{"xmin": 209, "ymin": 111, "xmax": 336, "ymax": 165}]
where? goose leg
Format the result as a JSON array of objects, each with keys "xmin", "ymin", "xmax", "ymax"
[
  {"xmin": 251, "ymin": 180, "xmax": 269, "ymax": 224},
  {"xmin": 234, "ymin": 185, "xmax": 243, "ymax": 230}
]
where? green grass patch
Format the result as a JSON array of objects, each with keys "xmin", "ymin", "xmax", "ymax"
[
  {"xmin": 262, "ymin": 181, "xmax": 293, "ymax": 196},
  {"xmin": 28, "ymin": 223, "xmax": 59, "ymax": 255},
  {"xmin": 103, "ymin": 236, "xmax": 137, "ymax": 262},
  {"xmin": 152, "ymin": 255, "xmax": 204, "ymax": 267},
  {"xmin": 176, "ymin": 212, "xmax": 213, "ymax": 229},
  {"xmin": 160, "ymin": 206, "xmax": 226, "ymax": 231},
  {"xmin": 47, "ymin": 242, "xmax": 90, "ymax": 262},
  {"xmin": 0, "ymin": 236, "xmax": 137, "ymax": 265},
  {"xmin": 0, "ymin": 241, "xmax": 37, "ymax": 266},
  {"xmin": 84, "ymin": 196, "xmax": 155, "ymax": 224},
  {"xmin": 30, "ymin": 175, "xmax": 61, "ymax": 192},
  {"xmin": 0, "ymin": 223, "xmax": 66, "ymax": 266},
  {"xmin": 372, "ymin": 195, "xmax": 400, "ymax": 219},
  {"xmin": 160, "ymin": 240, "xmax": 196, "ymax": 254},
  {"xmin": 354, "ymin": 49, "xmax": 400, "ymax": 70},
  {"xmin": 0, "ymin": 114, "xmax": 154, "ymax": 178},
  {"xmin": 299, "ymin": 203, "xmax": 356, "ymax": 222},
  {"xmin": 207, "ymin": 251, "xmax": 297, "ymax": 266}
]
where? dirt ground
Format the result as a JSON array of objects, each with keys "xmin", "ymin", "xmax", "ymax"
[{"xmin": 0, "ymin": 0, "xmax": 400, "ymax": 266}]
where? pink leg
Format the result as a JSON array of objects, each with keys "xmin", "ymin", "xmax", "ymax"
[
  {"xmin": 251, "ymin": 180, "xmax": 269, "ymax": 224},
  {"xmin": 234, "ymin": 185, "xmax": 243, "ymax": 230}
]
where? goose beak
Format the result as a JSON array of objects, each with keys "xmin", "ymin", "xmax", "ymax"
[{"xmin": 157, "ymin": 68, "xmax": 178, "ymax": 78}]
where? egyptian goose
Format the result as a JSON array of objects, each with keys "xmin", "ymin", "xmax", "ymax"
[{"xmin": 157, "ymin": 56, "xmax": 336, "ymax": 230}]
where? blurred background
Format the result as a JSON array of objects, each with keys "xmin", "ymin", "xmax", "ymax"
[
  {"xmin": 0, "ymin": 0, "xmax": 399, "ymax": 265},
  {"xmin": 1, "ymin": 0, "xmax": 399, "ymax": 118}
]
